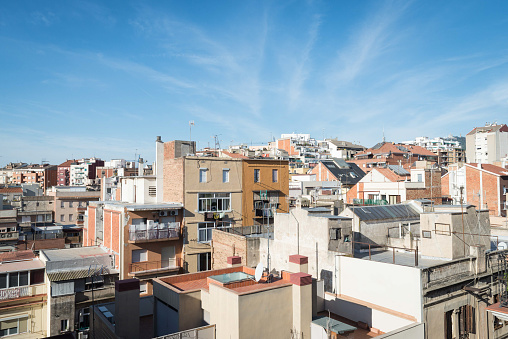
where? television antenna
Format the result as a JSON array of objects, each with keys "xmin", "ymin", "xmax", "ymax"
[{"xmin": 254, "ymin": 262, "xmax": 264, "ymax": 282}]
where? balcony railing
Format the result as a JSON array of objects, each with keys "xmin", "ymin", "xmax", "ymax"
[
  {"xmin": 352, "ymin": 199, "xmax": 388, "ymax": 206},
  {"xmin": 129, "ymin": 222, "xmax": 180, "ymax": 242},
  {"xmin": 129, "ymin": 258, "xmax": 182, "ymax": 274},
  {"xmin": 0, "ymin": 284, "xmax": 45, "ymax": 301}
]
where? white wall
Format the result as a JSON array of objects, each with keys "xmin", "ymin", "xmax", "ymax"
[{"xmin": 335, "ymin": 256, "xmax": 423, "ymax": 324}]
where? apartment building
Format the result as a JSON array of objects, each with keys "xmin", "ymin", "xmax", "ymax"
[
  {"xmin": 324, "ymin": 139, "xmax": 366, "ymax": 159},
  {"xmin": 12, "ymin": 164, "xmax": 57, "ymax": 193},
  {"xmin": 57, "ymin": 160, "xmax": 77, "ymax": 186},
  {"xmin": 466, "ymin": 123, "xmax": 508, "ymax": 164},
  {"xmin": 85, "ymin": 174, "xmax": 184, "ymax": 295},
  {"xmin": 0, "ymin": 251, "xmax": 47, "ymax": 337},
  {"xmin": 442, "ymin": 163, "xmax": 508, "ymax": 216},
  {"xmin": 402, "ymin": 136, "xmax": 466, "ymax": 168},
  {"xmin": 39, "ymin": 247, "xmax": 118, "ymax": 337},
  {"xmin": 161, "ymin": 139, "xmax": 289, "ymax": 272},
  {"xmin": 0, "ymin": 197, "xmax": 18, "ymax": 251},
  {"xmin": 163, "ymin": 140, "xmax": 244, "ymax": 272},
  {"xmin": 346, "ymin": 162, "xmax": 442, "ymax": 205},
  {"xmin": 242, "ymin": 158, "xmax": 289, "ymax": 228},
  {"xmin": 69, "ymin": 158, "xmax": 104, "ymax": 186},
  {"xmin": 47, "ymin": 186, "xmax": 100, "ymax": 226}
]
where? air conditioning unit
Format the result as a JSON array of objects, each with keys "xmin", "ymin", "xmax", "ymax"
[
  {"xmin": 169, "ymin": 210, "xmax": 178, "ymax": 216},
  {"xmin": 159, "ymin": 211, "xmax": 168, "ymax": 217}
]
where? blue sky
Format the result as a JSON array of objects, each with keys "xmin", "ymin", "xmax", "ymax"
[{"xmin": 1, "ymin": 1, "xmax": 508, "ymax": 166}]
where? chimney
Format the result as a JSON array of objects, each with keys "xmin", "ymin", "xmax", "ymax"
[
  {"xmin": 114, "ymin": 279, "xmax": 140, "ymax": 339},
  {"xmin": 289, "ymin": 254, "xmax": 308, "ymax": 274},
  {"xmin": 290, "ymin": 272, "xmax": 312, "ymax": 339},
  {"xmin": 227, "ymin": 256, "xmax": 241, "ymax": 268}
]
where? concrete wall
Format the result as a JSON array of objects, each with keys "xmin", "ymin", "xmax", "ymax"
[
  {"xmin": 323, "ymin": 255, "xmax": 422, "ymax": 333},
  {"xmin": 48, "ymin": 294, "xmax": 75, "ymax": 336},
  {"xmin": 237, "ymin": 285, "xmax": 294, "ymax": 339}
]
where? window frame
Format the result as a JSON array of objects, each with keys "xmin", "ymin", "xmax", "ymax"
[
  {"xmin": 197, "ymin": 193, "xmax": 232, "ymax": 213},
  {"xmin": 199, "ymin": 168, "xmax": 208, "ymax": 183},
  {"xmin": 272, "ymin": 169, "xmax": 278, "ymax": 183},
  {"xmin": 254, "ymin": 169, "xmax": 260, "ymax": 183},
  {"xmin": 222, "ymin": 169, "xmax": 230, "ymax": 183}
]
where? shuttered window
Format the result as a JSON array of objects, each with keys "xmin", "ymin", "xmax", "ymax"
[{"xmin": 51, "ymin": 281, "xmax": 74, "ymax": 297}]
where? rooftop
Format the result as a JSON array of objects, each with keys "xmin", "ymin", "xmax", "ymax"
[
  {"xmin": 355, "ymin": 249, "xmax": 448, "ymax": 269},
  {"xmin": 41, "ymin": 246, "xmax": 109, "ymax": 262},
  {"xmin": 158, "ymin": 265, "xmax": 295, "ymax": 295}
]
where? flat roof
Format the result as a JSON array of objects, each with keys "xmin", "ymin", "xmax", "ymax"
[
  {"xmin": 355, "ymin": 249, "xmax": 448, "ymax": 269},
  {"xmin": 91, "ymin": 201, "xmax": 183, "ymax": 211},
  {"xmin": 41, "ymin": 246, "xmax": 109, "ymax": 262}
]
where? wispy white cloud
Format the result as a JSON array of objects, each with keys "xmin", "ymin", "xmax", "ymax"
[
  {"xmin": 30, "ymin": 11, "xmax": 56, "ymax": 26},
  {"xmin": 287, "ymin": 14, "xmax": 321, "ymax": 111}
]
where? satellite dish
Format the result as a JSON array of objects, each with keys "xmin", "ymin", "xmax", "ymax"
[
  {"xmin": 255, "ymin": 262, "xmax": 264, "ymax": 282},
  {"xmin": 499, "ymin": 242, "xmax": 508, "ymax": 250}
]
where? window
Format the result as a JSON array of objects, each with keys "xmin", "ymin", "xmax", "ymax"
[
  {"xmin": 329, "ymin": 228, "xmax": 341, "ymax": 240},
  {"xmin": 199, "ymin": 169, "xmax": 207, "ymax": 183},
  {"xmin": 61, "ymin": 319, "xmax": 69, "ymax": 332},
  {"xmin": 344, "ymin": 235, "xmax": 350, "ymax": 242},
  {"xmin": 60, "ymin": 215, "xmax": 65, "ymax": 222},
  {"xmin": 69, "ymin": 201, "xmax": 73, "ymax": 208},
  {"xmin": 422, "ymin": 231, "xmax": 432, "ymax": 238},
  {"xmin": 222, "ymin": 169, "xmax": 229, "ymax": 183},
  {"xmin": 69, "ymin": 214, "xmax": 73, "ymax": 222},
  {"xmin": 254, "ymin": 169, "xmax": 260, "ymax": 183},
  {"xmin": 198, "ymin": 253, "xmax": 211, "ymax": 271},
  {"xmin": 132, "ymin": 249, "xmax": 147, "ymax": 263},
  {"xmin": 272, "ymin": 169, "xmax": 278, "ymax": 183},
  {"xmin": 435, "ymin": 223, "xmax": 451, "ymax": 236},
  {"xmin": 0, "ymin": 317, "xmax": 27, "ymax": 336},
  {"xmin": 78, "ymin": 201, "xmax": 83, "ymax": 207},
  {"xmin": 30, "ymin": 269, "xmax": 44, "ymax": 285},
  {"xmin": 197, "ymin": 222, "xmax": 232, "ymax": 243},
  {"xmin": 417, "ymin": 174, "xmax": 423, "ymax": 182},
  {"xmin": 198, "ymin": 193, "xmax": 231, "ymax": 212},
  {"xmin": 139, "ymin": 281, "xmax": 148, "ymax": 294},
  {"xmin": 61, "ymin": 201, "xmax": 65, "ymax": 208},
  {"xmin": 85, "ymin": 276, "xmax": 104, "ymax": 290}
]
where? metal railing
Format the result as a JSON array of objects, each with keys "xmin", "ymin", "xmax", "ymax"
[
  {"xmin": 352, "ymin": 199, "xmax": 388, "ymax": 206},
  {"xmin": 0, "ymin": 284, "xmax": 45, "ymax": 301},
  {"xmin": 129, "ymin": 222, "xmax": 180, "ymax": 241},
  {"xmin": 129, "ymin": 258, "xmax": 182, "ymax": 274}
]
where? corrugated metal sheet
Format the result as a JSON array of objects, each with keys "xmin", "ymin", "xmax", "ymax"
[
  {"xmin": 351, "ymin": 204, "xmax": 420, "ymax": 221},
  {"xmin": 47, "ymin": 267, "xmax": 106, "ymax": 281}
]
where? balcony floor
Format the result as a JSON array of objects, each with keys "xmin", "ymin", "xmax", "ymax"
[{"xmin": 129, "ymin": 265, "xmax": 180, "ymax": 277}]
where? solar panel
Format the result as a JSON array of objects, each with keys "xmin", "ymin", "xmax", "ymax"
[{"xmin": 387, "ymin": 165, "xmax": 410, "ymax": 175}]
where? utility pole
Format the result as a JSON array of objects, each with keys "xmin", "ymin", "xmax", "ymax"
[{"xmin": 460, "ymin": 186, "xmax": 465, "ymax": 256}]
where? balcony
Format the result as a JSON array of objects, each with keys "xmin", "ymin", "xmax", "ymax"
[
  {"xmin": 128, "ymin": 222, "xmax": 180, "ymax": 243},
  {"xmin": 0, "ymin": 231, "xmax": 19, "ymax": 241},
  {"xmin": 0, "ymin": 284, "xmax": 46, "ymax": 302},
  {"xmin": 129, "ymin": 258, "xmax": 182, "ymax": 276}
]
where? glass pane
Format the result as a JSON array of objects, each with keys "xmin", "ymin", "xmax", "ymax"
[
  {"xmin": 223, "ymin": 199, "xmax": 230, "ymax": 211},
  {"xmin": 9, "ymin": 273, "xmax": 18, "ymax": 288},
  {"xmin": 19, "ymin": 272, "xmax": 29, "ymax": 286},
  {"xmin": 0, "ymin": 274, "xmax": 6, "ymax": 289}
]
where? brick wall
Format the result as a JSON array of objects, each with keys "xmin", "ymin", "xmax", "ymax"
[
  {"xmin": 464, "ymin": 165, "xmax": 503, "ymax": 215},
  {"xmin": 163, "ymin": 141, "xmax": 185, "ymax": 203},
  {"xmin": 85, "ymin": 206, "xmax": 96, "ymax": 246},
  {"xmin": 211, "ymin": 230, "xmax": 247, "ymax": 270},
  {"xmin": 441, "ymin": 172, "xmax": 450, "ymax": 197},
  {"xmin": 406, "ymin": 170, "xmax": 442, "ymax": 204}
]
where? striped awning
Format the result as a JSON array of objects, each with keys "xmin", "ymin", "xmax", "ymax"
[{"xmin": 47, "ymin": 267, "xmax": 108, "ymax": 282}]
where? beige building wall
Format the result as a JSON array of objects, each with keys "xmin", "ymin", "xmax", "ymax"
[{"xmin": 183, "ymin": 157, "xmax": 243, "ymax": 272}]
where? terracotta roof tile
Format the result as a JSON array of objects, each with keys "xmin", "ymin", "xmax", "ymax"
[
  {"xmin": 0, "ymin": 188, "xmax": 22, "ymax": 194},
  {"xmin": 0, "ymin": 250, "xmax": 35, "ymax": 263}
]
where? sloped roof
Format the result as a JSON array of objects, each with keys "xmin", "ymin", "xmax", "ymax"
[
  {"xmin": 349, "ymin": 204, "xmax": 420, "ymax": 221},
  {"xmin": 320, "ymin": 160, "xmax": 365, "ymax": 185},
  {"xmin": 355, "ymin": 142, "xmax": 437, "ymax": 158},
  {"xmin": 466, "ymin": 163, "xmax": 508, "ymax": 177},
  {"xmin": 327, "ymin": 139, "xmax": 365, "ymax": 150},
  {"xmin": 58, "ymin": 159, "xmax": 77, "ymax": 167},
  {"xmin": 467, "ymin": 124, "xmax": 508, "ymax": 136},
  {"xmin": 375, "ymin": 168, "xmax": 408, "ymax": 182}
]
